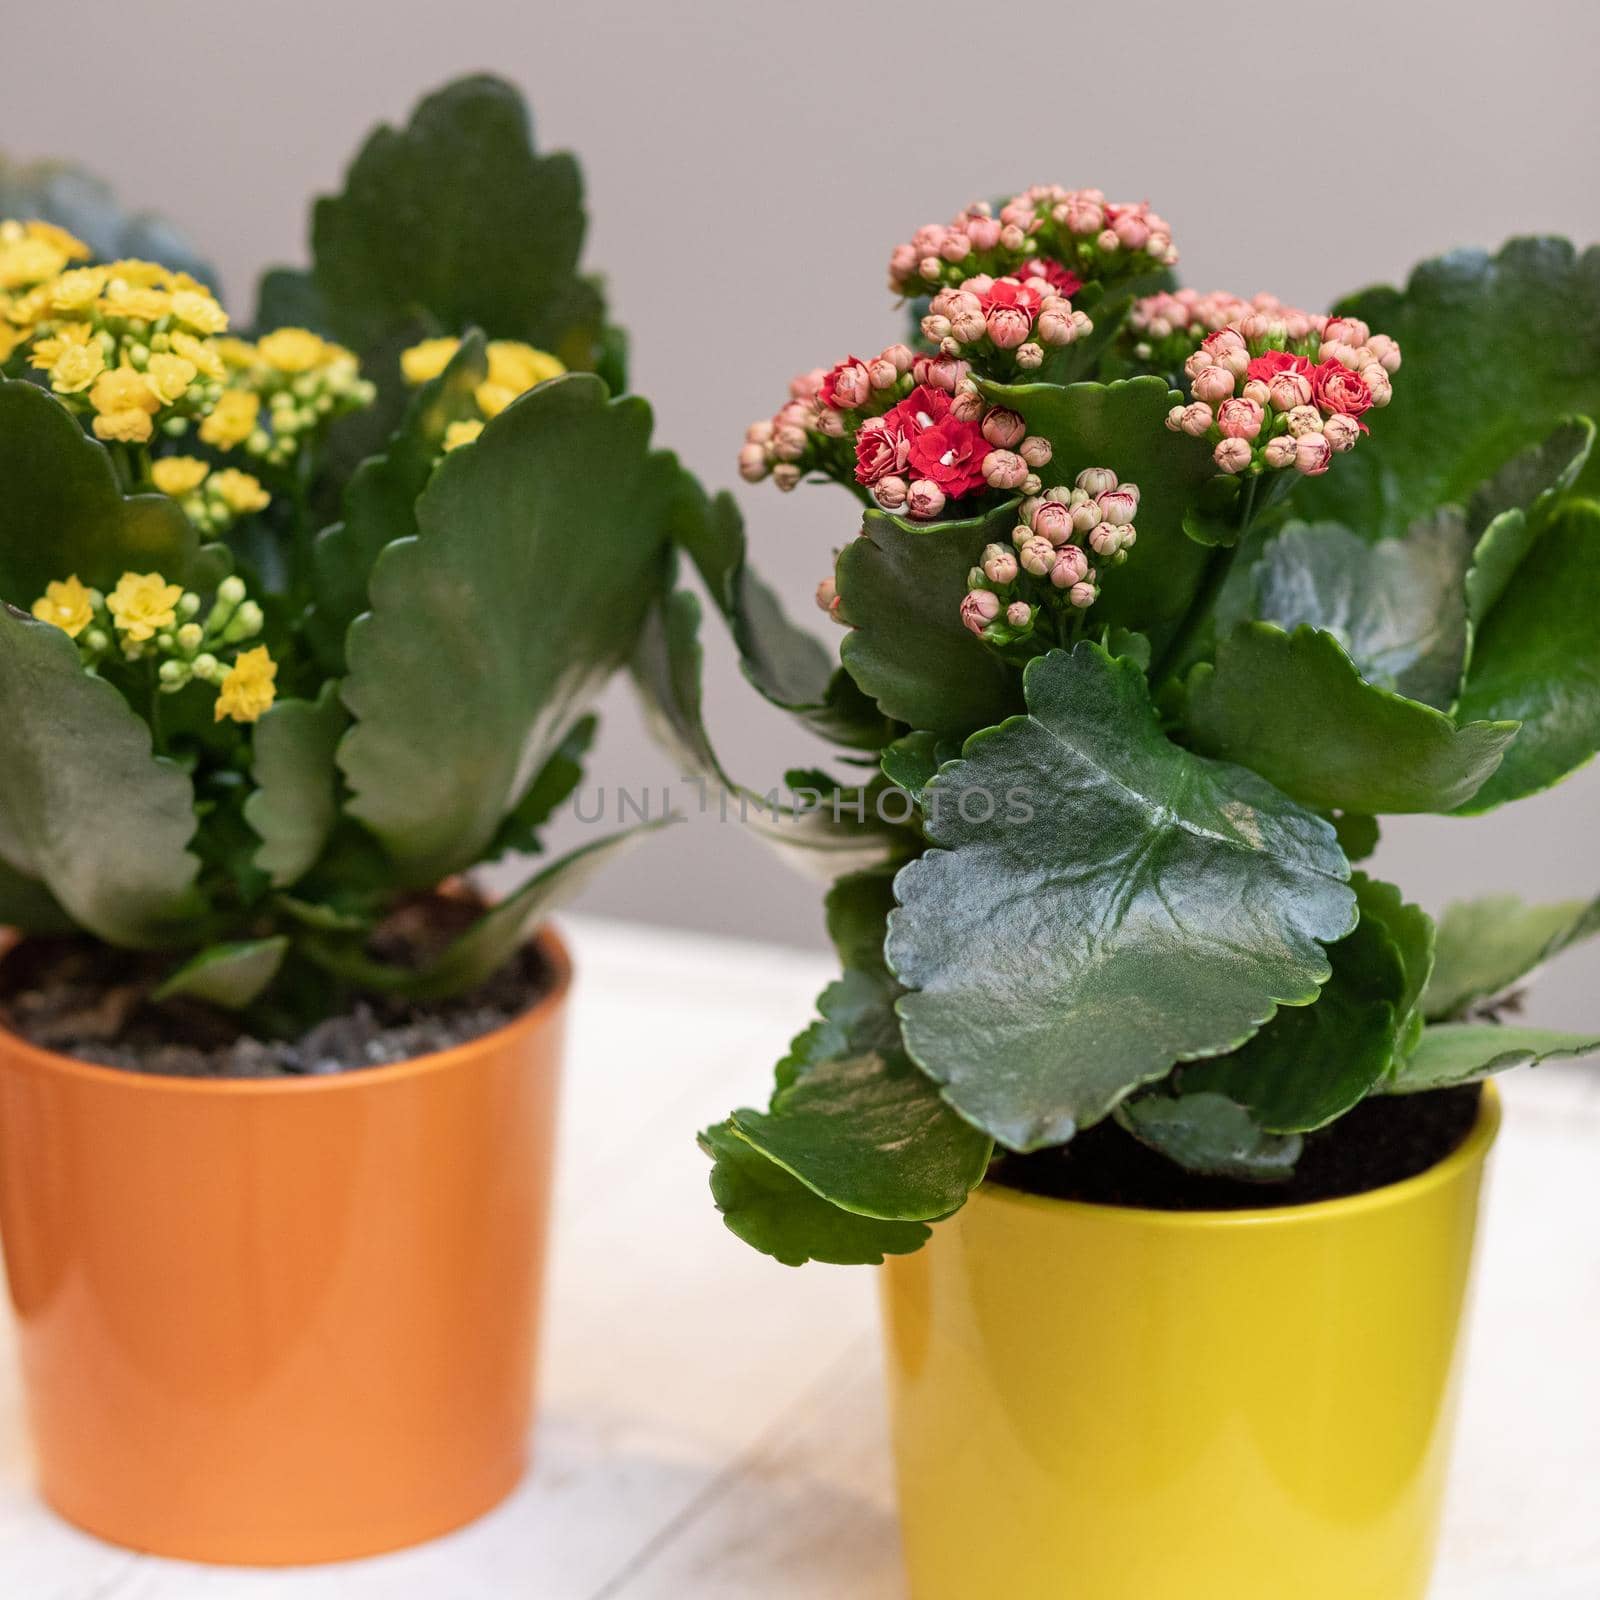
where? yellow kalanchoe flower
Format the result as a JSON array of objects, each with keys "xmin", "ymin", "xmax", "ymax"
[
  {"xmin": 443, "ymin": 419, "xmax": 484, "ymax": 451},
  {"xmin": 50, "ymin": 341, "xmax": 106, "ymax": 395},
  {"xmin": 90, "ymin": 365, "xmax": 162, "ymax": 443},
  {"xmin": 256, "ymin": 327, "xmax": 327, "ymax": 373},
  {"xmin": 200, "ymin": 388, "xmax": 260, "ymax": 449},
  {"xmin": 475, "ymin": 381, "xmax": 517, "ymax": 419},
  {"xmin": 50, "ymin": 266, "xmax": 109, "ymax": 312},
  {"xmin": 214, "ymin": 337, "xmax": 259, "ymax": 370},
  {"xmin": 107, "ymin": 572, "xmax": 184, "ymax": 643},
  {"xmin": 401, "ymin": 336, "xmax": 460, "ymax": 385},
  {"xmin": 151, "ymin": 455, "xmax": 210, "ymax": 496},
  {"xmin": 22, "ymin": 220, "xmax": 91, "ymax": 262},
  {"xmin": 28, "ymin": 320, "xmax": 96, "ymax": 371},
  {"xmin": 486, "ymin": 340, "xmax": 564, "ymax": 393},
  {"xmin": 214, "ymin": 645, "xmax": 277, "ymax": 724},
  {"xmin": 31, "ymin": 576, "xmax": 96, "ymax": 639},
  {"xmin": 209, "ymin": 468, "xmax": 270, "ymax": 515},
  {"xmin": 169, "ymin": 289, "xmax": 228, "ymax": 335},
  {"xmin": 102, "ymin": 283, "xmax": 172, "ymax": 324},
  {"xmin": 171, "ymin": 330, "xmax": 225, "ymax": 381}
]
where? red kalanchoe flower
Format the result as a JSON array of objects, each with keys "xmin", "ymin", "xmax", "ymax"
[
  {"xmin": 1311, "ymin": 361, "xmax": 1374, "ymax": 420},
  {"xmin": 908, "ymin": 415, "xmax": 989, "ymax": 498},
  {"xmin": 1246, "ymin": 350, "xmax": 1315, "ymax": 384},
  {"xmin": 1019, "ymin": 257, "xmax": 1083, "ymax": 299},
  {"xmin": 854, "ymin": 414, "xmax": 913, "ymax": 486},
  {"xmin": 819, "ymin": 355, "xmax": 872, "ymax": 411}
]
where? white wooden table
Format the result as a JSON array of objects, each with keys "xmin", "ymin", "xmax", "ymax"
[{"xmin": 1, "ymin": 916, "xmax": 1596, "ymax": 1598}]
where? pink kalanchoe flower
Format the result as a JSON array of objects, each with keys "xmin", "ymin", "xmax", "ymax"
[
  {"xmin": 1295, "ymin": 433, "xmax": 1333, "ymax": 476},
  {"xmin": 1323, "ymin": 413, "xmax": 1362, "ymax": 452},
  {"xmin": 1019, "ymin": 536, "xmax": 1056, "ymax": 576},
  {"xmin": 960, "ymin": 588, "xmax": 1001, "ymax": 634},
  {"xmin": 949, "ymin": 384, "xmax": 986, "ymax": 422},
  {"xmin": 1031, "ymin": 500, "xmax": 1074, "ymax": 545},
  {"xmin": 815, "ymin": 576, "xmax": 838, "ymax": 614},
  {"xmin": 1097, "ymin": 486, "xmax": 1138, "ymax": 525},
  {"xmin": 874, "ymin": 475, "xmax": 910, "ymax": 510},
  {"xmin": 1006, "ymin": 601, "xmax": 1033, "ymax": 628},
  {"xmin": 982, "ymin": 543, "xmax": 1020, "ymax": 584},
  {"xmin": 1216, "ymin": 397, "xmax": 1265, "ymax": 440},
  {"xmin": 1068, "ymin": 580, "xmax": 1098, "ymax": 609},
  {"xmin": 790, "ymin": 368, "xmax": 828, "ymax": 401},
  {"xmin": 819, "ymin": 356, "xmax": 872, "ymax": 411},
  {"xmin": 1267, "ymin": 370, "xmax": 1314, "ymax": 412},
  {"xmin": 983, "ymin": 449, "xmax": 1030, "ymax": 490},
  {"xmin": 1050, "ymin": 546, "xmax": 1089, "ymax": 588},
  {"xmin": 1192, "ymin": 365, "xmax": 1235, "ymax": 404},
  {"xmin": 1213, "ymin": 437, "xmax": 1253, "ymax": 473},
  {"xmin": 981, "ymin": 407, "xmax": 1027, "ymax": 449},
  {"xmin": 1018, "ymin": 435, "xmax": 1052, "ymax": 468},
  {"xmin": 1179, "ymin": 401, "xmax": 1214, "ymax": 437},
  {"xmin": 906, "ymin": 479, "xmax": 947, "ymax": 519},
  {"xmin": 1262, "ymin": 436, "xmax": 1298, "ymax": 470}
]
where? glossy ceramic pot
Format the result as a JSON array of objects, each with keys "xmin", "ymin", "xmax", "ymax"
[
  {"xmin": 880, "ymin": 1085, "xmax": 1500, "ymax": 1600},
  {"xmin": 0, "ymin": 926, "xmax": 569, "ymax": 1565}
]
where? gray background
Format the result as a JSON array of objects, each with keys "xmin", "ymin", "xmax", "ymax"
[{"xmin": 6, "ymin": 0, "xmax": 1599, "ymax": 1024}]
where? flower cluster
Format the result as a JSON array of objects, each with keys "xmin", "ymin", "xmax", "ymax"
[
  {"xmin": 887, "ymin": 187, "xmax": 1178, "ymax": 297},
  {"xmin": 401, "ymin": 335, "xmax": 566, "ymax": 450},
  {"xmin": 956, "ymin": 467, "xmax": 1139, "ymax": 648},
  {"xmin": 198, "ymin": 328, "xmax": 374, "ymax": 467},
  {"xmin": 30, "ymin": 571, "xmax": 275, "ymax": 722},
  {"xmin": 920, "ymin": 273, "xmax": 1093, "ymax": 375},
  {"xmin": 741, "ymin": 353, "xmax": 1054, "ymax": 520},
  {"xmin": 1163, "ymin": 311, "xmax": 1401, "ymax": 479},
  {"xmin": 150, "ymin": 456, "xmax": 270, "ymax": 534}
]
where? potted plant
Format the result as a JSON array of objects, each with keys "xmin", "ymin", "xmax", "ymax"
[
  {"xmin": 0, "ymin": 76, "xmax": 685, "ymax": 1564},
  {"xmin": 639, "ymin": 189, "xmax": 1600, "ymax": 1599}
]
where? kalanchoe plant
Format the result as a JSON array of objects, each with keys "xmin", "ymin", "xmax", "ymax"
[
  {"xmin": 0, "ymin": 76, "xmax": 685, "ymax": 1027},
  {"xmin": 642, "ymin": 186, "xmax": 1600, "ymax": 1265}
]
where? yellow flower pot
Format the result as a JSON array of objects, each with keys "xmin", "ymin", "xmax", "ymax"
[{"xmin": 880, "ymin": 1086, "xmax": 1500, "ymax": 1600}]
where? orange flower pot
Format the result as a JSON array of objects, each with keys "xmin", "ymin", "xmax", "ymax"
[{"xmin": 0, "ymin": 927, "xmax": 569, "ymax": 1565}]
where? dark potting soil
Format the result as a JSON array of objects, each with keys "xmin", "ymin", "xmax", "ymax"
[
  {"xmin": 0, "ymin": 900, "xmax": 555, "ymax": 1080},
  {"xmin": 991, "ymin": 1085, "xmax": 1484, "ymax": 1211}
]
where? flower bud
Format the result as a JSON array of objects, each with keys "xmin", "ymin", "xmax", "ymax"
[
  {"xmin": 1323, "ymin": 413, "xmax": 1361, "ymax": 452},
  {"xmin": 983, "ymin": 449, "xmax": 1030, "ymax": 490},
  {"xmin": 815, "ymin": 576, "xmax": 837, "ymax": 614},
  {"xmin": 1324, "ymin": 315, "xmax": 1370, "ymax": 348},
  {"xmin": 158, "ymin": 659, "xmax": 186, "ymax": 685},
  {"xmin": 906, "ymin": 479, "xmax": 947, "ymax": 519},
  {"xmin": 868, "ymin": 357, "xmax": 899, "ymax": 390},
  {"xmin": 1216, "ymin": 397, "xmax": 1264, "ymax": 440},
  {"xmin": 84, "ymin": 628, "xmax": 109, "ymax": 655},
  {"xmin": 999, "ymin": 223, "xmax": 1026, "ymax": 251},
  {"xmin": 738, "ymin": 443, "xmax": 769, "ymax": 482},
  {"xmin": 1071, "ymin": 498, "xmax": 1102, "ymax": 535},
  {"xmin": 1075, "ymin": 467, "xmax": 1118, "ymax": 497},
  {"xmin": 1241, "ymin": 379, "xmax": 1271, "ymax": 408},
  {"xmin": 1021, "ymin": 473, "xmax": 1042, "ymax": 495},
  {"xmin": 1262, "ymin": 436, "xmax": 1297, "ymax": 470},
  {"xmin": 1012, "ymin": 521, "xmax": 1034, "ymax": 548},
  {"xmin": 813, "ymin": 408, "xmax": 846, "ymax": 438},
  {"xmin": 940, "ymin": 232, "xmax": 972, "ymax": 263},
  {"xmin": 874, "ymin": 475, "xmax": 909, "ymax": 510},
  {"xmin": 1050, "ymin": 546, "xmax": 1090, "ymax": 588},
  {"xmin": 1018, "ymin": 435, "xmax": 1052, "ymax": 469},
  {"xmin": 1166, "ymin": 404, "xmax": 1187, "ymax": 432},
  {"xmin": 218, "ymin": 576, "xmax": 246, "ymax": 606},
  {"xmin": 1031, "ymin": 500, "xmax": 1074, "ymax": 545},
  {"xmin": 1192, "ymin": 365, "xmax": 1235, "ymax": 404},
  {"xmin": 1285, "ymin": 406, "xmax": 1324, "ymax": 438},
  {"xmin": 192, "ymin": 652, "xmax": 220, "ymax": 681},
  {"xmin": 1180, "ymin": 402, "xmax": 1214, "ymax": 438},
  {"xmin": 772, "ymin": 425, "xmax": 808, "ymax": 462},
  {"xmin": 177, "ymin": 622, "xmax": 203, "ymax": 652},
  {"xmin": 1089, "ymin": 525, "xmax": 1121, "ymax": 556},
  {"xmin": 950, "ymin": 310, "xmax": 987, "ymax": 343},
  {"xmin": 1069, "ymin": 580, "xmax": 1098, "ymax": 609},
  {"xmin": 982, "ymin": 543, "xmax": 1020, "ymax": 584},
  {"xmin": 987, "ymin": 307, "xmax": 1033, "ymax": 349},
  {"xmin": 881, "ymin": 343, "xmax": 915, "ymax": 375},
  {"xmin": 960, "ymin": 589, "xmax": 1002, "ymax": 635},
  {"xmin": 1294, "ymin": 433, "xmax": 1332, "ymax": 476},
  {"xmin": 982, "ymin": 408, "xmax": 1027, "ymax": 449},
  {"xmin": 179, "ymin": 592, "xmax": 201, "ymax": 619},
  {"xmin": 773, "ymin": 463, "xmax": 802, "ymax": 491},
  {"xmin": 1005, "ymin": 601, "xmax": 1033, "ymax": 628},
  {"xmin": 1096, "ymin": 487, "xmax": 1138, "ymax": 525},
  {"xmin": 1015, "ymin": 343, "xmax": 1045, "ymax": 370},
  {"xmin": 968, "ymin": 215, "xmax": 1002, "ymax": 251},
  {"xmin": 1213, "ymin": 437, "xmax": 1253, "ymax": 473},
  {"xmin": 1364, "ymin": 368, "xmax": 1393, "ymax": 407},
  {"xmin": 1036, "ymin": 308, "xmax": 1075, "ymax": 345},
  {"xmin": 922, "ymin": 314, "xmax": 953, "ymax": 343},
  {"xmin": 1019, "ymin": 536, "xmax": 1056, "ymax": 576},
  {"xmin": 950, "ymin": 383, "xmax": 986, "ymax": 422},
  {"xmin": 1268, "ymin": 371, "xmax": 1313, "ymax": 412},
  {"xmin": 1365, "ymin": 334, "xmax": 1402, "ymax": 373}
]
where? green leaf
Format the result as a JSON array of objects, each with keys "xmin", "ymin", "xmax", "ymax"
[
  {"xmin": 1185, "ymin": 623, "xmax": 1517, "ymax": 813},
  {"xmin": 1388, "ymin": 1023, "xmax": 1600, "ymax": 1093},
  {"xmin": 1117, "ymin": 1092, "xmax": 1303, "ymax": 1182},
  {"xmin": 305, "ymin": 331, "xmax": 488, "ymax": 672},
  {"xmin": 486, "ymin": 714, "xmax": 596, "ymax": 860},
  {"xmin": 1453, "ymin": 499, "xmax": 1600, "ymax": 811},
  {"xmin": 251, "ymin": 267, "xmax": 332, "ymax": 338},
  {"xmin": 674, "ymin": 486, "xmax": 891, "ymax": 751},
  {"xmin": 888, "ymin": 643, "xmax": 1356, "ymax": 1152},
  {"xmin": 836, "ymin": 502, "xmax": 1023, "ymax": 739},
  {"xmin": 1467, "ymin": 418, "xmax": 1594, "ymax": 536},
  {"xmin": 1294, "ymin": 238, "xmax": 1600, "ymax": 535},
  {"xmin": 699, "ymin": 1121, "xmax": 932, "ymax": 1268},
  {"xmin": 879, "ymin": 730, "xmax": 956, "ymax": 805},
  {"xmin": 1424, "ymin": 893, "xmax": 1600, "ymax": 1020},
  {"xmin": 338, "ymin": 375, "xmax": 676, "ymax": 885},
  {"xmin": 0, "ymin": 607, "xmax": 201, "ymax": 947},
  {"xmin": 243, "ymin": 683, "xmax": 349, "ymax": 889},
  {"xmin": 1250, "ymin": 519, "xmax": 1473, "ymax": 711},
  {"xmin": 389, "ymin": 822, "xmax": 672, "ymax": 1001},
  {"xmin": 154, "ymin": 938, "xmax": 289, "ymax": 1009},
  {"xmin": 0, "ymin": 381, "xmax": 199, "ymax": 606},
  {"xmin": 630, "ymin": 589, "xmax": 903, "ymax": 880},
  {"xmin": 1331, "ymin": 812, "xmax": 1380, "ymax": 863},
  {"xmin": 731, "ymin": 1052, "xmax": 991, "ymax": 1221},
  {"xmin": 0, "ymin": 856, "xmax": 73, "ymax": 935},
  {"xmin": 309, "ymin": 75, "xmax": 602, "ymax": 363},
  {"xmin": 0, "ymin": 154, "xmax": 217, "ymax": 287},
  {"xmin": 979, "ymin": 376, "xmax": 1217, "ymax": 641},
  {"xmin": 1179, "ymin": 874, "xmax": 1429, "ymax": 1131}
]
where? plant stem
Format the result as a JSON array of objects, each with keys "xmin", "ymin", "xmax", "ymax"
[{"xmin": 1151, "ymin": 532, "xmax": 1242, "ymax": 692}]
